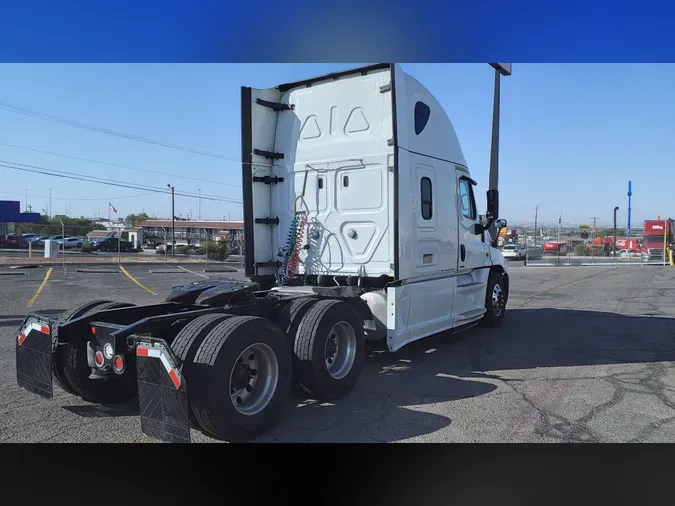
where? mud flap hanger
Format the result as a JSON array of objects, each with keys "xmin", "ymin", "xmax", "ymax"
[{"xmin": 136, "ymin": 338, "xmax": 191, "ymax": 443}]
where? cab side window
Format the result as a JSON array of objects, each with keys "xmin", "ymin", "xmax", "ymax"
[{"xmin": 459, "ymin": 179, "xmax": 477, "ymax": 220}]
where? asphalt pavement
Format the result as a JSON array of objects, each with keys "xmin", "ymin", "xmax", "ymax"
[{"xmin": 2, "ymin": 263, "xmax": 675, "ymax": 443}]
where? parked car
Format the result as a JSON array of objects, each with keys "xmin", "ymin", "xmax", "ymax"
[
  {"xmin": 87, "ymin": 237, "xmax": 133, "ymax": 252},
  {"xmin": 57, "ymin": 237, "xmax": 84, "ymax": 249},
  {"xmin": 0, "ymin": 234, "xmax": 21, "ymax": 249},
  {"xmin": 37, "ymin": 235, "xmax": 65, "ymax": 246},
  {"xmin": 617, "ymin": 249, "xmax": 643, "ymax": 258},
  {"xmin": 502, "ymin": 243, "xmax": 526, "ymax": 260}
]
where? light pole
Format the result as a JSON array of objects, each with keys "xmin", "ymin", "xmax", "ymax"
[
  {"xmin": 167, "ymin": 184, "xmax": 175, "ymax": 256},
  {"xmin": 486, "ymin": 63, "xmax": 512, "ymax": 245},
  {"xmin": 59, "ymin": 220, "xmax": 65, "ymax": 268},
  {"xmin": 613, "ymin": 206, "xmax": 619, "ymax": 261}
]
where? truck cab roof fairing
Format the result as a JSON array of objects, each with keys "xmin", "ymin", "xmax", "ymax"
[{"xmin": 392, "ymin": 66, "xmax": 468, "ymax": 168}]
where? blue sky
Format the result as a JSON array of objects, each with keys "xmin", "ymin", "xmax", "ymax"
[{"xmin": 1, "ymin": 63, "xmax": 673, "ymax": 228}]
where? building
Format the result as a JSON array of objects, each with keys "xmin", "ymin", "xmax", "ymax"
[
  {"xmin": 0, "ymin": 200, "xmax": 41, "ymax": 235},
  {"xmin": 139, "ymin": 220, "xmax": 244, "ymax": 248}
]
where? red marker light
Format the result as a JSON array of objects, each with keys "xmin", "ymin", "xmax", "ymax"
[
  {"xmin": 95, "ymin": 351, "xmax": 104, "ymax": 367},
  {"xmin": 91, "ymin": 327, "xmax": 96, "ymax": 334},
  {"xmin": 113, "ymin": 355, "xmax": 124, "ymax": 372}
]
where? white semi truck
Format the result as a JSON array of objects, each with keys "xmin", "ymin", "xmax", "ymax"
[{"xmin": 15, "ymin": 63, "xmax": 509, "ymax": 443}]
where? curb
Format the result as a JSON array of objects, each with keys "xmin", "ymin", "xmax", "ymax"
[
  {"xmin": 148, "ymin": 269, "xmax": 186, "ymax": 274},
  {"xmin": 0, "ymin": 271, "xmax": 28, "ymax": 276},
  {"xmin": 203, "ymin": 267, "xmax": 238, "ymax": 273}
]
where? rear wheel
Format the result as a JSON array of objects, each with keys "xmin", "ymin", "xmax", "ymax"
[
  {"xmin": 275, "ymin": 297, "xmax": 318, "ymax": 396},
  {"xmin": 60, "ymin": 301, "xmax": 137, "ymax": 403},
  {"xmin": 170, "ymin": 313, "xmax": 233, "ymax": 428},
  {"xmin": 190, "ymin": 316, "xmax": 291, "ymax": 442},
  {"xmin": 53, "ymin": 300, "xmax": 119, "ymax": 396},
  {"xmin": 480, "ymin": 272, "xmax": 507, "ymax": 328},
  {"xmin": 293, "ymin": 299, "xmax": 365, "ymax": 401}
]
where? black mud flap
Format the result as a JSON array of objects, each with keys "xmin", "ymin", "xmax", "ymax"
[
  {"xmin": 136, "ymin": 339, "xmax": 191, "ymax": 443},
  {"xmin": 16, "ymin": 316, "xmax": 54, "ymax": 399}
]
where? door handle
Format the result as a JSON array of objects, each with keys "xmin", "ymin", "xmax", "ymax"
[{"xmin": 460, "ymin": 244, "xmax": 466, "ymax": 262}]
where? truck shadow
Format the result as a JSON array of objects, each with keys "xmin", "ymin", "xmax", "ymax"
[
  {"xmin": 266, "ymin": 307, "xmax": 675, "ymax": 442},
  {"xmin": 60, "ymin": 307, "xmax": 675, "ymax": 443}
]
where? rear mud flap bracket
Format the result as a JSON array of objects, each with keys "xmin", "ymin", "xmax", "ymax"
[{"xmin": 136, "ymin": 339, "xmax": 191, "ymax": 443}]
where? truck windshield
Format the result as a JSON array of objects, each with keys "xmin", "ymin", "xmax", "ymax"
[{"xmin": 644, "ymin": 235, "xmax": 667, "ymax": 244}]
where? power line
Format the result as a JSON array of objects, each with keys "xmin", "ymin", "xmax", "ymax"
[
  {"xmin": 0, "ymin": 101, "xmax": 242, "ymax": 162},
  {"xmin": 0, "ymin": 158, "xmax": 240, "ymax": 202},
  {"xmin": 0, "ymin": 189, "xmax": 157, "ymax": 201},
  {"xmin": 0, "ymin": 160, "xmax": 243, "ymax": 204},
  {"xmin": 0, "ymin": 141, "xmax": 242, "ymax": 188}
]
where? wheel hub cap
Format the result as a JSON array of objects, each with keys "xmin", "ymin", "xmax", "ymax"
[
  {"xmin": 492, "ymin": 284, "xmax": 505, "ymax": 317},
  {"xmin": 228, "ymin": 343, "xmax": 278, "ymax": 416},
  {"xmin": 324, "ymin": 321, "xmax": 357, "ymax": 380}
]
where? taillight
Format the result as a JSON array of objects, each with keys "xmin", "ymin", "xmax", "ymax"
[
  {"xmin": 95, "ymin": 351, "xmax": 104, "ymax": 367},
  {"xmin": 113, "ymin": 355, "xmax": 124, "ymax": 373}
]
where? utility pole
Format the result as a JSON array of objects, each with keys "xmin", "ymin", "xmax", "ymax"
[
  {"xmin": 198, "ymin": 189, "xmax": 202, "ymax": 220},
  {"xmin": 49, "ymin": 188, "xmax": 52, "ymax": 219},
  {"xmin": 533, "ymin": 205, "xmax": 538, "ymax": 246},
  {"xmin": 590, "ymin": 216, "xmax": 599, "ymax": 259},
  {"xmin": 168, "ymin": 184, "xmax": 175, "ymax": 255},
  {"xmin": 557, "ymin": 210, "xmax": 562, "ymax": 264},
  {"xmin": 613, "ymin": 206, "xmax": 619, "ymax": 261},
  {"xmin": 25, "ymin": 189, "xmax": 28, "ymax": 213}
]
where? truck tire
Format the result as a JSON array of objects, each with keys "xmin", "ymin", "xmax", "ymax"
[
  {"xmin": 170, "ymin": 313, "xmax": 233, "ymax": 428},
  {"xmin": 480, "ymin": 272, "xmax": 507, "ymax": 328},
  {"xmin": 275, "ymin": 297, "xmax": 317, "ymax": 339},
  {"xmin": 293, "ymin": 299, "xmax": 365, "ymax": 401},
  {"xmin": 53, "ymin": 300, "xmax": 119, "ymax": 396},
  {"xmin": 190, "ymin": 316, "xmax": 292, "ymax": 442},
  {"xmin": 61, "ymin": 301, "xmax": 138, "ymax": 403},
  {"xmin": 275, "ymin": 297, "xmax": 319, "ymax": 396}
]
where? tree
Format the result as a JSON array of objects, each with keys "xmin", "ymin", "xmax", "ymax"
[
  {"xmin": 574, "ymin": 242, "xmax": 590, "ymax": 256},
  {"xmin": 125, "ymin": 213, "xmax": 151, "ymax": 228}
]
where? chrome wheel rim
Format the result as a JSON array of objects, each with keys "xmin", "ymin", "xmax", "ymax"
[
  {"xmin": 229, "ymin": 343, "xmax": 279, "ymax": 416},
  {"xmin": 324, "ymin": 321, "xmax": 357, "ymax": 380},
  {"xmin": 491, "ymin": 283, "xmax": 505, "ymax": 317}
]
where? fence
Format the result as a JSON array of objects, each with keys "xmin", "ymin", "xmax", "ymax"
[
  {"xmin": 505, "ymin": 208, "xmax": 675, "ymax": 267},
  {"xmin": 0, "ymin": 225, "xmax": 245, "ymax": 268}
]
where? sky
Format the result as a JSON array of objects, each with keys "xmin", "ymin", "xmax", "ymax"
[{"xmin": 1, "ymin": 63, "xmax": 674, "ymax": 228}]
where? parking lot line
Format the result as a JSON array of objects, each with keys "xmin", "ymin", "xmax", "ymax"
[
  {"xmin": 27, "ymin": 267, "xmax": 53, "ymax": 307},
  {"xmin": 177, "ymin": 265, "xmax": 209, "ymax": 278},
  {"xmin": 119, "ymin": 266, "xmax": 158, "ymax": 296}
]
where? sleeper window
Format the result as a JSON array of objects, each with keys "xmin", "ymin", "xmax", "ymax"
[
  {"xmin": 414, "ymin": 102, "xmax": 431, "ymax": 135},
  {"xmin": 421, "ymin": 177, "xmax": 433, "ymax": 220}
]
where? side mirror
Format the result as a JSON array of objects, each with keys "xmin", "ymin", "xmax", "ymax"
[
  {"xmin": 495, "ymin": 218, "xmax": 507, "ymax": 230},
  {"xmin": 486, "ymin": 189, "xmax": 499, "ymax": 220}
]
